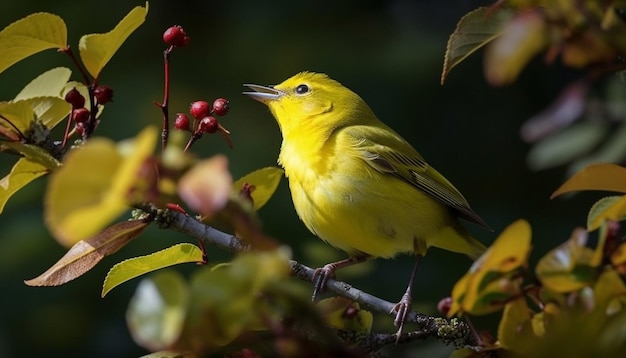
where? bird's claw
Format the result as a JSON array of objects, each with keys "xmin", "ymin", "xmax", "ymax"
[
  {"xmin": 391, "ymin": 291, "xmax": 412, "ymax": 341},
  {"xmin": 311, "ymin": 264, "xmax": 336, "ymax": 301}
]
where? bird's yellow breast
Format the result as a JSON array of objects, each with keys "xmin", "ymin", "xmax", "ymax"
[{"xmin": 279, "ymin": 131, "xmax": 453, "ymax": 258}]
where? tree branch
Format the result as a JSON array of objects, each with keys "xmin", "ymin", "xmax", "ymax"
[{"xmin": 155, "ymin": 208, "xmax": 479, "ymax": 350}]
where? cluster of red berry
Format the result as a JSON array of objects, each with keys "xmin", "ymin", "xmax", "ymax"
[
  {"xmin": 162, "ymin": 25, "xmax": 231, "ymax": 150},
  {"xmin": 64, "ymin": 85, "xmax": 113, "ymax": 137},
  {"xmin": 175, "ymin": 98, "xmax": 230, "ymax": 133}
]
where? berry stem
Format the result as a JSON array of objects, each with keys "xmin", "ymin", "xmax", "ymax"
[
  {"xmin": 157, "ymin": 46, "xmax": 175, "ymax": 152},
  {"xmin": 60, "ymin": 47, "xmax": 98, "ymax": 141},
  {"xmin": 59, "ymin": 46, "xmax": 93, "ymax": 87},
  {"xmin": 60, "ymin": 113, "xmax": 73, "ymax": 148},
  {"xmin": 183, "ymin": 132, "xmax": 202, "ymax": 152}
]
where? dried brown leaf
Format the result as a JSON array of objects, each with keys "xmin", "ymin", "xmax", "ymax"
[{"xmin": 25, "ymin": 220, "xmax": 149, "ymax": 286}]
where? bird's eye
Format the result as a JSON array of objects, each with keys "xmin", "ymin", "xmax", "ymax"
[{"xmin": 295, "ymin": 84, "xmax": 310, "ymax": 95}]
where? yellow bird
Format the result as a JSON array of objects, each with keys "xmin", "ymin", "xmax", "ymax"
[{"xmin": 244, "ymin": 72, "xmax": 490, "ymax": 333}]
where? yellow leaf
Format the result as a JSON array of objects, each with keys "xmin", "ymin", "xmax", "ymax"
[
  {"xmin": 13, "ymin": 67, "xmax": 72, "ymax": 101},
  {"xmin": 448, "ymin": 273, "xmax": 469, "ymax": 317},
  {"xmin": 232, "ymin": 166, "xmax": 284, "ymax": 211},
  {"xmin": 449, "ymin": 219, "xmax": 532, "ymax": 316},
  {"xmin": 0, "ymin": 13, "xmax": 67, "ymax": 75},
  {"xmin": 552, "ymin": 163, "xmax": 626, "ymax": 198},
  {"xmin": 536, "ymin": 228, "xmax": 597, "ymax": 292},
  {"xmin": 497, "ymin": 298, "xmax": 534, "ymax": 354},
  {"xmin": 0, "ymin": 100, "xmax": 35, "ymax": 134},
  {"xmin": 316, "ymin": 297, "xmax": 373, "ymax": 333},
  {"xmin": 0, "ymin": 97, "xmax": 70, "ymax": 135},
  {"xmin": 587, "ymin": 195, "xmax": 626, "ymax": 231},
  {"xmin": 441, "ymin": 6, "xmax": 513, "ymax": 84},
  {"xmin": 594, "ymin": 269, "xmax": 626, "ymax": 313},
  {"xmin": 470, "ymin": 219, "xmax": 532, "ymax": 274},
  {"xmin": 484, "ymin": 10, "xmax": 548, "ymax": 86},
  {"xmin": 79, "ymin": 3, "xmax": 148, "ymax": 79},
  {"xmin": 102, "ymin": 243, "xmax": 204, "ymax": 297},
  {"xmin": 45, "ymin": 127, "xmax": 157, "ymax": 246},
  {"xmin": 611, "ymin": 242, "xmax": 626, "ymax": 275},
  {"xmin": 0, "ymin": 158, "xmax": 49, "ymax": 214},
  {"xmin": 24, "ymin": 220, "xmax": 148, "ymax": 286},
  {"xmin": 23, "ymin": 96, "xmax": 72, "ymax": 130}
]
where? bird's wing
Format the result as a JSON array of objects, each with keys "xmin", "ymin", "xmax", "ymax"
[{"xmin": 343, "ymin": 125, "xmax": 491, "ymax": 230}]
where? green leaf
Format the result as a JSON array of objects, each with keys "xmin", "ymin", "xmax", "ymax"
[
  {"xmin": 526, "ymin": 122, "xmax": 608, "ymax": 171},
  {"xmin": 24, "ymin": 220, "xmax": 148, "ymax": 286},
  {"xmin": 552, "ymin": 163, "xmax": 626, "ymax": 198},
  {"xmin": 79, "ymin": 3, "xmax": 148, "ymax": 79},
  {"xmin": 45, "ymin": 127, "xmax": 157, "ymax": 246},
  {"xmin": 569, "ymin": 122, "xmax": 626, "ymax": 176},
  {"xmin": 126, "ymin": 270, "xmax": 190, "ymax": 351},
  {"xmin": 183, "ymin": 249, "xmax": 291, "ymax": 348},
  {"xmin": 587, "ymin": 196, "xmax": 626, "ymax": 231},
  {"xmin": 233, "ymin": 166, "xmax": 284, "ymax": 211},
  {"xmin": 102, "ymin": 243, "xmax": 204, "ymax": 297},
  {"xmin": 0, "ymin": 158, "xmax": 49, "ymax": 214},
  {"xmin": 2, "ymin": 142, "xmax": 61, "ymax": 171},
  {"xmin": 484, "ymin": 10, "xmax": 548, "ymax": 86},
  {"xmin": 0, "ymin": 13, "xmax": 67, "ymax": 75},
  {"xmin": 441, "ymin": 7, "xmax": 513, "ymax": 84},
  {"xmin": 13, "ymin": 67, "xmax": 72, "ymax": 101}
]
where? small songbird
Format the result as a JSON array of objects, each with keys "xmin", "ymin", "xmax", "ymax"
[{"xmin": 243, "ymin": 72, "xmax": 490, "ymax": 334}]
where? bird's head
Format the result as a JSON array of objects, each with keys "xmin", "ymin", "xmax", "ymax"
[{"xmin": 244, "ymin": 72, "xmax": 372, "ymax": 138}]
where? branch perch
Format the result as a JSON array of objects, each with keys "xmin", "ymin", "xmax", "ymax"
[{"xmin": 154, "ymin": 207, "xmax": 479, "ymax": 349}]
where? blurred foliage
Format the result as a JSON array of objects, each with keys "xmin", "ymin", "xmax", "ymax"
[{"xmin": 2, "ymin": 0, "xmax": 626, "ymax": 357}]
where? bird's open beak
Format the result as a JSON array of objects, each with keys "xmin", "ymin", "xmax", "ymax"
[{"xmin": 243, "ymin": 84, "xmax": 284, "ymax": 103}]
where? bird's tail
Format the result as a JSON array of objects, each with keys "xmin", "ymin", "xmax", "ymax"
[{"xmin": 430, "ymin": 223, "xmax": 486, "ymax": 260}]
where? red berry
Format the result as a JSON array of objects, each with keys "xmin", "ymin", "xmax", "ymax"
[
  {"xmin": 64, "ymin": 87, "xmax": 85, "ymax": 108},
  {"xmin": 174, "ymin": 113, "xmax": 190, "ymax": 131},
  {"xmin": 163, "ymin": 25, "xmax": 190, "ymax": 47},
  {"xmin": 71, "ymin": 108, "xmax": 90, "ymax": 123},
  {"xmin": 437, "ymin": 297, "xmax": 452, "ymax": 316},
  {"xmin": 75, "ymin": 122, "xmax": 86, "ymax": 136},
  {"xmin": 212, "ymin": 98, "xmax": 230, "ymax": 116},
  {"xmin": 198, "ymin": 116, "xmax": 218, "ymax": 133},
  {"xmin": 94, "ymin": 85, "xmax": 113, "ymax": 105},
  {"xmin": 189, "ymin": 100, "xmax": 211, "ymax": 120}
]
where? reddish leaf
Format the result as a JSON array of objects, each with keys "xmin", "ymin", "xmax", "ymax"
[{"xmin": 178, "ymin": 155, "xmax": 232, "ymax": 217}]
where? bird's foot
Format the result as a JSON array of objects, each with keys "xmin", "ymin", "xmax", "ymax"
[
  {"xmin": 311, "ymin": 263, "xmax": 337, "ymax": 301},
  {"xmin": 390, "ymin": 291, "xmax": 412, "ymax": 341}
]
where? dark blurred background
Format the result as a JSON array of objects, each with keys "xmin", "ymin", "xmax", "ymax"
[{"xmin": 0, "ymin": 1, "xmax": 599, "ymax": 357}]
